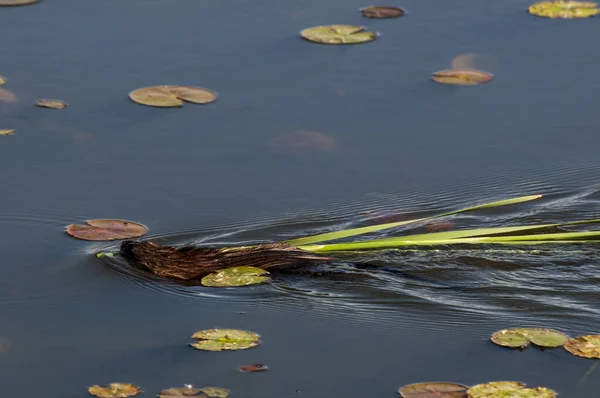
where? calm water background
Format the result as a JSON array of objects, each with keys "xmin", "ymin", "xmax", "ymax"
[{"xmin": 1, "ymin": 0, "xmax": 600, "ymax": 396}]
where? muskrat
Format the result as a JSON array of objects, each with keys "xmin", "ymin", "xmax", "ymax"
[{"xmin": 120, "ymin": 240, "xmax": 332, "ymax": 281}]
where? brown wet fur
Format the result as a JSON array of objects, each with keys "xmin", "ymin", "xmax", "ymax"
[{"xmin": 120, "ymin": 240, "xmax": 332, "ymax": 280}]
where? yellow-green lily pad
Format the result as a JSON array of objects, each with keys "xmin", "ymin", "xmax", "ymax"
[
  {"xmin": 201, "ymin": 266, "xmax": 270, "ymax": 287},
  {"xmin": 491, "ymin": 328, "xmax": 569, "ymax": 349},
  {"xmin": 467, "ymin": 381, "xmax": 557, "ymax": 398},
  {"xmin": 431, "ymin": 69, "xmax": 492, "ymax": 86},
  {"xmin": 0, "ymin": 76, "xmax": 5, "ymax": 85},
  {"xmin": 0, "ymin": 0, "xmax": 39, "ymax": 6},
  {"xmin": 36, "ymin": 99, "xmax": 68, "ymax": 109},
  {"xmin": 300, "ymin": 25, "xmax": 378, "ymax": 45},
  {"xmin": 564, "ymin": 334, "xmax": 600, "ymax": 358},
  {"xmin": 360, "ymin": 6, "xmax": 405, "ymax": 18},
  {"xmin": 528, "ymin": 1, "xmax": 600, "ymax": 18},
  {"xmin": 0, "ymin": 129, "xmax": 16, "ymax": 136},
  {"xmin": 190, "ymin": 328, "xmax": 260, "ymax": 351},
  {"xmin": 398, "ymin": 381, "xmax": 468, "ymax": 397},
  {"xmin": 200, "ymin": 387, "xmax": 230, "ymax": 398},
  {"xmin": 88, "ymin": 383, "xmax": 141, "ymax": 398}
]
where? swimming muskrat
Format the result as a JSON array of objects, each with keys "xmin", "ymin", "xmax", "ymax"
[{"xmin": 120, "ymin": 240, "xmax": 332, "ymax": 280}]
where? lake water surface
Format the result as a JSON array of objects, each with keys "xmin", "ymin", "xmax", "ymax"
[{"xmin": 1, "ymin": 0, "xmax": 600, "ymax": 396}]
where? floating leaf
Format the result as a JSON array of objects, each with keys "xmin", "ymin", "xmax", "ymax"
[
  {"xmin": 201, "ymin": 266, "xmax": 270, "ymax": 287},
  {"xmin": 200, "ymin": 387, "xmax": 230, "ymax": 398},
  {"xmin": 432, "ymin": 69, "xmax": 492, "ymax": 86},
  {"xmin": 0, "ymin": 0, "xmax": 39, "ymax": 6},
  {"xmin": 300, "ymin": 25, "xmax": 378, "ymax": 45},
  {"xmin": 36, "ymin": 99, "xmax": 68, "ymax": 109},
  {"xmin": 129, "ymin": 86, "xmax": 217, "ymax": 108},
  {"xmin": 66, "ymin": 219, "xmax": 148, "ymax": 241},
  {"xmin": 467, "ymin": 382, "xmax": 556, "ymax": 398},
  {"xmin": 0, "ymin": 88, "xmax": 17, "ymax": 103},
  {"xmin": 529, "ymin": 1, "xmax": 600, "ymax": 18},
  {"xmin": 237, "ymin": 364, "xmax": 269, "ymax": 372},
  {"xmin": 398, "ymin": 381, "xmax": 468, "ymax": 397},
  {"xmin": 0, "ymin": 129, "xmax": 15, "ymax": 136},
  {"xmin": 96, "ymin": 252, "xmax": 115, "ymax": 258},
  {"xmin": 0, "ymin": 76, "xmax": 5, "ymax": 85},
  {"xmin": 190, "ymin": 328, "xmax": 260, "ymax": 351},
  {"xmin": 564, "ymin": 334, "xmax": 600, "ymax": 358},
  {"xmin": 491, "ymin": 328, "xmax": 569, "ymax": 349},
  {"xmin": 268, "ymin": 131, "xmax": 336, "ymax": 155},
  {"xmin": 159, "ymin": 387, "xmax": 208, "ymax": 398},
  {"xmin": 360, "ymin": 6, "xmax": 405, "ymax": 18},
  {"xmin": 88, "ymin": 383, "xmax": 141, "ymax": 398}
]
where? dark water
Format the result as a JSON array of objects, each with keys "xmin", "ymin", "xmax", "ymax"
[{"xmin": 1, "ymin": 0, "xmax": 600, "ymax": 396}]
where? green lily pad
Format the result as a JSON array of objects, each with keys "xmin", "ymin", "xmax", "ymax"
[
  {"xmin": 564, "ymin": 334, "xmax": 600, "ymax": 358},
  {"xmin": 467, "ymin": 381, "xmax": 557, "ymax": 398},
  {"xmin": 300, "ymin": 25, "xmax": 378, "ymax": 45},
  {"xmin": 190, "ymin": 328, "xmax": 260, "ymax": 351},
  {"xmin": 201, "ymin": 266, "xmax": 270, "ymax": 287},
  {"xmin": 66, "ymin": 219, "xmax": 148, "ymax": 241},
  {"xmin": 88, "ymin": 383, "xmax": 141, "ymax": 398},
  {"xmin": 528, "ymin": 1, "xmax": 600, "ymax": 18},
  {"xmin": 0, "ymin": 130, "xmax": 15, "ymax": 136},
  {"xmin": 398, "ymin": 381, "xmax": 468, "ymax": 397},
  {"xmin": 0, "ymin": 0, "xmax": 39, "ymax": 6},
  {"xmin": 360, "ymin": 6, "xmax": 405, "ymax": 18},
  {"xmin": 431, "ymin": 69, "xmax": 492, "ymax": 86},
  {"xmin": 491, "ymin": 328, "xmax": 569, "ymax": 348},
  {"xmin": 36, "ymin": 99, "xmax": 68, "ymax": 109},
  {"xmin": 200, "ymin": 387, "xmax": 230, "ymax": 398}
]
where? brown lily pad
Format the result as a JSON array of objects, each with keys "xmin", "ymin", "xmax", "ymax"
[
  {"xmin": 466, "ymin": 381, "xmax": 556, "ymax": 398},
  {"xmin": 300, "ymin": 25, "xmax": 378, "ymax": 44},
  {"xmin": 361, "ymin": 6, "xmax": 405, "ymax": 18},
  {"xmin": 66, "ymin": 219, "xmax": 148, "ymax": 241},
  {"xmin": 564, "ymin": 334, "xmax": 600, "ymax": 358},
  {"xmin": 88, "ymin": 383, "xmax": 141, "ymax": 398},
  {"xmin": 0, "ymin": 129, "xmax": 16, "ymax": 136},
  {"xmin": 190, "ymin": 328, "xmax": 260, "ymax": 351},
  {"xmin": 128, "ymin": 86, "xmax": 217, "ymax": 108},
  {"xmin": 431, "ymin": 69, "xmax": 492, "ymax": 86},
  {"xmin": 200, "ymin": 387, "xmax": 230, "ymax": 398},
  {"xmin": 36, "ymin": 99, "xmax": 68, "ymax": 109},
  {"xmin": 159, "ymin": 387, "xmax": 208, "ymax": 398},
  {"xmin": 398, "ymin": 381, "xmax": 468, "ymax": 397},
  {"xmin": 0, "ymin": 0, "xmax": 39, "ymax": 5},
  {"xmin": 237, "ymin": 363, "xmax": 269, "ymax": 372}
]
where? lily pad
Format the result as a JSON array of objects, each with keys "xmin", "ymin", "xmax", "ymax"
[
  {"xmin": 528, "ymin": 1, "xmax": 600, "ymax": 18},
  {"xmin": 398, "ymin": 381, "xmax": 468, "ymax": 397},
  {"xmin": 0, "ymin": 88, "xmax": 17, "ymax": 103},
  {"xmin": 467, "ymin": 381, "xmax": 556, "ymax": 398},
  {"xmin": 159, "ymin": 387, "xmax": 209, "ymax": 398},
  {"xmin": 129, "ymin": 86, "xmax": 217, "ymax": 108},
  {"xmin": 564, "ymin": 334, "xmax": 600, "ymax": 358},
  {"xmin": 36, "ymin": 99, "xmax": 68, "ymax": 109},
  {"xmin": 190, "ymin": 328, "xmax": 260, "ymax": 351},
  {"xmin": 66, "ymin": 219, "xmax": 148, "ymax": 241},
  {"xmin": 300, "ymin": 25, "xmax": 378, "ymax": 45},
  {"xmin": 0, "ymin": 0, "xmax": 39, "ymax": 6},
  {"xmin": 200, "ymin": 387, "xmax": 230, "ymax": 398},
  {"xmin": 431, "ymin": 69, "xmax": 492, "ymax": 86},
  {"xmin": 201, "ymin": 266, "xmax": 270, "ymax": 287},
  {"xmin": 0, "ymin": 76, "xmax": 5, "ymax": 85},
  {"xmin": 0, "ymin": 129, "xmax": 15, "ymax": 136},
  {"xmin": 237, "ymin": 363, "xmax": 269, "ymax": 372},
  {"xmin": 361, "ymin": 6, "xmax": 405, "ymax": 18},
  {"xmin": 491, "ymin": 328, "xmax": 569, "ymax": 348},
  {"xmin": 88, "ymin": 383, "xmax": 141, "ymax": 398}
]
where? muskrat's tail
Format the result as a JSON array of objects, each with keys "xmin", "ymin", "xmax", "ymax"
[{"xmin": 120, "ymin": 240, "xmax": 332, "ymax": 281}]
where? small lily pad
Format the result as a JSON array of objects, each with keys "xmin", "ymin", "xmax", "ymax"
[
  {"xmin": 467, "ymin": 381, "xmax": 556, "ymax": 398},
  {"xmin": 529, "ymin": 1, "xmax": 600, "ymax": 18},
  {"xmin": 564, "ymin": 334, "xmax": 600, "ymax": 358},
  {"xmin": 0, "ymin": 0, "xmax": 39, "ymax": 6},
  {"xmin": 0, "ymin": 76, "xmax": 5, "ymax": 85},
  {"xmin": 96, "ymin": 252, "xmax": 115, "ymax": 258},
  {"xmin": 88, "ymin": 383, "xmax": 141, "ymax": 398},
  {"xmin": 361, "ymin": 6, "xmax": 405, "ymax": 18},
  {"xmin": 201, "ymin": 266, "xmax": 270, "ymax": 287},
  {"xmin": 36, "ymin": 99, "xmax": 68, "ymax": 109},
  {"xmin": 491, "ymin": 328, "xmax": 569, "ymax": 349},
  {"xmin": 0, "ymin": 129, "xmax": 16, "ymax": 136},
  {"xmin": 159, "ymin": 387, "xmax": 208, "ymax": 398},
  {"xmin": 129, "ymin": 86, "xmax": 217, "ymax": 108},
  {"xmin": 200, "ymin": 387, "xmax": 230, "ymax": 398},
  {"xmin": 190, "ymin": 328, "xmax": 260, "ymax": 351},
  {"xmin": 300, "ymin": 25, "xmax": 378, "ymax": 45},
  {"xmin": 237, "ymin": 363, "xmax": 269, "ymax": 372},
  {"xmin": 398, "ymin": 381, "xmax": 468, "ymax": 397},
  {"xmin": 66, "ymin": 219, "xmax": 148, "ymax": 241},
  {"xmin": 432, "ymin": 69, "xmax": 492, "ymax": 86}
]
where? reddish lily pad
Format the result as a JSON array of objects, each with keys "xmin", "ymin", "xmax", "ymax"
[
  {"xmin": 36, "ymin": 99, "xmax": 68, "ymax": 109},
  {"xmin": 431, "ymin": 69, "xmax": 492, "ymax": 86},
  {"xmin": 399, "ymin": 382, "xmax": 468, "ymax": 397},
  {"xmin": 237, "ymin": 364, "xmax": 269, "ymax": 372},
  {"xmin": 564, "ymin": 334, "xmax": 600, "ymax": 358},
  {"xmin": 88, "ymin": 383, "xmax": 141, "ymax": 398},
  {"xmin": 66, "ymin": 219, "xmax": 148, "ymax": 241},
  {"xmin": 361, "ymin": 5, "xmax": 405, "ymax": 18}
]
